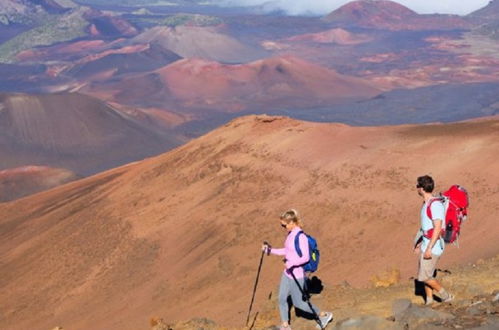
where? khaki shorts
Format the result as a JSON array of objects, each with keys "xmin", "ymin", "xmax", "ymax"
[{"xmin": 417, "ymin": 253, "xmax": 440, "ymax": 282}]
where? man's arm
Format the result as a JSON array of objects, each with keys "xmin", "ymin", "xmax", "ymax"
[{"xmin": 424, "ymin": 219, "xmax": 442, "ymax": 259}]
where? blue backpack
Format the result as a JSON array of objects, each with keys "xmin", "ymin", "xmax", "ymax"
[{"xmin": 294, "ymin": 231, "xmax": 320, "ymax": 273}]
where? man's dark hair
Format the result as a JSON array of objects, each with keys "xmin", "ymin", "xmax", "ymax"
[{"xmin": 417, "ymin": 175, "xmax": 434, "ymax": 193}]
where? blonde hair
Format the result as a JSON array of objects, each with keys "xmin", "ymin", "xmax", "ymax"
[{"xmin": 280, "ymin": 209, "xmax": 303, "ymax": 227}]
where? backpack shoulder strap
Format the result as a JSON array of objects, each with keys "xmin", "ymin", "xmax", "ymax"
[
  {"xmin": 426, "ymin": 197, "xmax": 443, "ymax": 220},
  {"xmin": 294, "ymin": 231, "xmax": 304, "ymax": 257}
]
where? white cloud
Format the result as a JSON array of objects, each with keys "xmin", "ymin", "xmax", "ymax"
[{"xmin": 213, "ymin": 0, "xmax": 491, "ymax": 16}]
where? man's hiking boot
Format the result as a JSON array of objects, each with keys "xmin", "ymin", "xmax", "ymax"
[{"xmin": 316, "ymin": 311, "xmax": 333, "ymax": 329}]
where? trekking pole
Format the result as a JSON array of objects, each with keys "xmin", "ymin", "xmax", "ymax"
[
  {"xmin": 245, "ymin": 242, "xmax": 268, "ymax": 326},
  {"xmin": 288, "ymin": 267, "xmax": 323, "ymax": 329}
]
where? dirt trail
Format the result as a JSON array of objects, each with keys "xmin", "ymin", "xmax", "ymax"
[{"xmin": 162, "ymin": 254, "xmax": 499, "ymax": 329}]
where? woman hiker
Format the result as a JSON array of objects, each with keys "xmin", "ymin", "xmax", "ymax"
[{"xmin": 263, "ymin": 209, "xmax": 333, "ymax": 330}]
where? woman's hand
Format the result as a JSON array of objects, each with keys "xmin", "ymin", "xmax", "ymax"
[{"xmin": 262, "ymin": 242, "xmax": 272, "ymax": 255}]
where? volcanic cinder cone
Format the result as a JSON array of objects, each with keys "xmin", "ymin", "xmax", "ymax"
[{"xmin": 1, "ymin": 115, "xmax": 498, "ymax": 329}]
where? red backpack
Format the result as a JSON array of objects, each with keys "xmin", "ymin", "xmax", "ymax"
[{"xmin": 424, "ymin": 185, "xmax": 469, "ymax": 244}]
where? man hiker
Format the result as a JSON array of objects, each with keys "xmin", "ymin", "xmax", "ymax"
[
  {"xmin": 414, "ymin": 175, "xmax": 454, "ymax": 305},
  {"xmin": 263, "ymin": 209, "xmax": 332, "ymax": 329}
]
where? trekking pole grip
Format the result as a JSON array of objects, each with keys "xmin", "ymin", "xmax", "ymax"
[{"xmin": 263, "ymin": 241, "xmax": 271, "ymax": 255}]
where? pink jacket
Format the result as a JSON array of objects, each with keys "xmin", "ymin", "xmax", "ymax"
[{"xmin": 270, "ymin": 227, "xmax": 309, "ymax": 279}]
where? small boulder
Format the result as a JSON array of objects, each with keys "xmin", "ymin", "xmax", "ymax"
[
  {"xmin": 395, "ymin": 304, "xmax": 455, "ymax": 328},
  {"xmin": 333, "ymin": 315, "xmax": 403, "ymax": 330},
  {"xmin": 471, "ymin": 315, "xmax": 499, "ymax": 330},
  {"xmin": 392, "ymin": 299, "xmax": 412, "ymax": 318}
]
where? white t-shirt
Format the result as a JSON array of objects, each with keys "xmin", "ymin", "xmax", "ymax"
[{"xmin": 420, "ymin": 198, "xmax": 446, "ymax": 256}]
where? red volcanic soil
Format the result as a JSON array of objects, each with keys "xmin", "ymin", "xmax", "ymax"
[
  {"xmin": 131, "ymin": 25, "xmax": 265, "ymax": 63},
  {"xmin": 64, "ymin": 43, "xmax": 182, "ymax": 81},
  {"xmin": 0, "ymin": 92, "xmax": 182, "ymax": 175},
  {"xmin": 107, "ymin": 102, "xmax": 192, "ymax": 129},
  {"xmin": 0, "ymin": 166, "xmax": 78, "ymax": 202},
  {"xmin": 325, "ymin": 0, "xmax": 470, "ymax": 30},
  {"xmin": 82, "ymin": 8, "xmax": 138, "ymax": 37},
  {"xmin": 15, "ymin": 39, "xmax": 127, "ymax": 63},
  {"xmin": 86, "ymin": 56, "xmax": 380, "ymax": 112},
  {"xmin": 0, "ymin": 115, "xmax": 497, "ymax": 329},
  {"xmin": 285, "ymin": 28, "xmax": 372, "ymax": 45}
]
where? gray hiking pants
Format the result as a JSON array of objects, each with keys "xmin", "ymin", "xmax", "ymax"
[{"xmin": 279, "ymin": 272, "xmax": 319, "ymax": 322}]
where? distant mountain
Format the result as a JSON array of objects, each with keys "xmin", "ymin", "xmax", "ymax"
[
  {"xmin": 131, "ymin": 25, "xmax": 266, "ymax": 63},
  {"xmin": 14, "ymin": 39, "xmax": 113, "ymax": 62},
  {"xmin": 74, "ymin": 0, "xmax": 202, "ymax": 6},
  {"xmin": 66, "ymin": 43, "xmax": 182, "ymax": 79},
  {"xmin": 0, "ymin": 6, "xmax": 138, "ymax": 63},
  {"xmin": 326, "ymin": 0, "xmax": 417, "ymax": 23},
  {"xmin": 26, "ymin": 0, "xmax": 71, "ymax": 13},
  {"xmin": 83, "ymin": 8, "xmax": 138, "ymax": 38},
  {"xmin": 468, "ymin": 0, "xmax": 499, "ymax": 21},
  {"xmin": 0, "ymin": 0, "xmax": 55, "ymax": 26},
  {"xmin": 325, "ymin": 0, "xmax": 470, "ymax": 31},
  {"xmin": 82, "ymin": 56, "xmax": 380, "ymax": 113},
  {"xmin": 0, "ymin": 92, "xmax": 182, "ymax": 175},
  {"xmin": 0, "ymin": 0, "xmax": 77, "ymax": 44},
  {"xmin": 468, "ymin": 0, "xmax": 499, "ymax": 39},
  {"xmin": 0, "ymin": 165, "xmax": 78, "ymax": 202}
]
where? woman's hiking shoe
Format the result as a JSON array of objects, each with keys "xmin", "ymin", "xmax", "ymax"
[
  {"xmin": 316, "ymin": 311, "xmax": 333, "ymax": 329},
  {"xmin": 279, "ymin": 325, "xmax": 291, "ymax": 330}
]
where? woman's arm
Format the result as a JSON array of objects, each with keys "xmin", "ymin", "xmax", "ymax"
[{"xmin": 270, "ymin": 247, "xmax": 285, "ymax": 256}]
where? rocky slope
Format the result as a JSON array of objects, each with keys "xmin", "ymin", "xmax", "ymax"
[
  {"xmin": 1, "ymin": 115, "xmax": 498, "ymax": 329},
  {"xmin": 156, "ymin": 255, "xmax": 499, "ymax": 329}
]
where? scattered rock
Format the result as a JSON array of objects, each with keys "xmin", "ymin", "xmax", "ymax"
[
  {"xmin": 392, "ymin": 299, "xmax": 412, "ymax": 318},
  {"xmin": 466, "ymin": 302, "xmax": 485, "ymax": 316},
  {"xmin": 340, "ymin": 280, "xmax": 352, "ymax": 288},
  {"xmin": 370, "ymin": 268, "xmax": 400, "ymax": 288},
  {"xmin": 150, "ymin": 317, "xmax": 170, "ymax": 330},
  {"xmin": 255, "ymin": 115, "xmax": 284, "ymax": 123},
  {"xmin": 454, "ymin": 298, "xmax": 473, "ymax": 308},
  {"xmin": 470, "ymin": 315, "xmax": 499, "ymax": 329},
  {"xmin": 464, "ymin": 284, "xmax": 486, "ymax": 297},
  {"xmin": 333, "ymin": 315, "xmax": 402, "ymax": 330},
  {"xmin": 394, "ymin": 304, "xmax": 455, "ymax": 328}
]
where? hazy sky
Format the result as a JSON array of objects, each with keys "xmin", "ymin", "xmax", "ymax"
[{"xmin": 215, "ymin": 0, "xmax": 491, "ymax": 16}]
